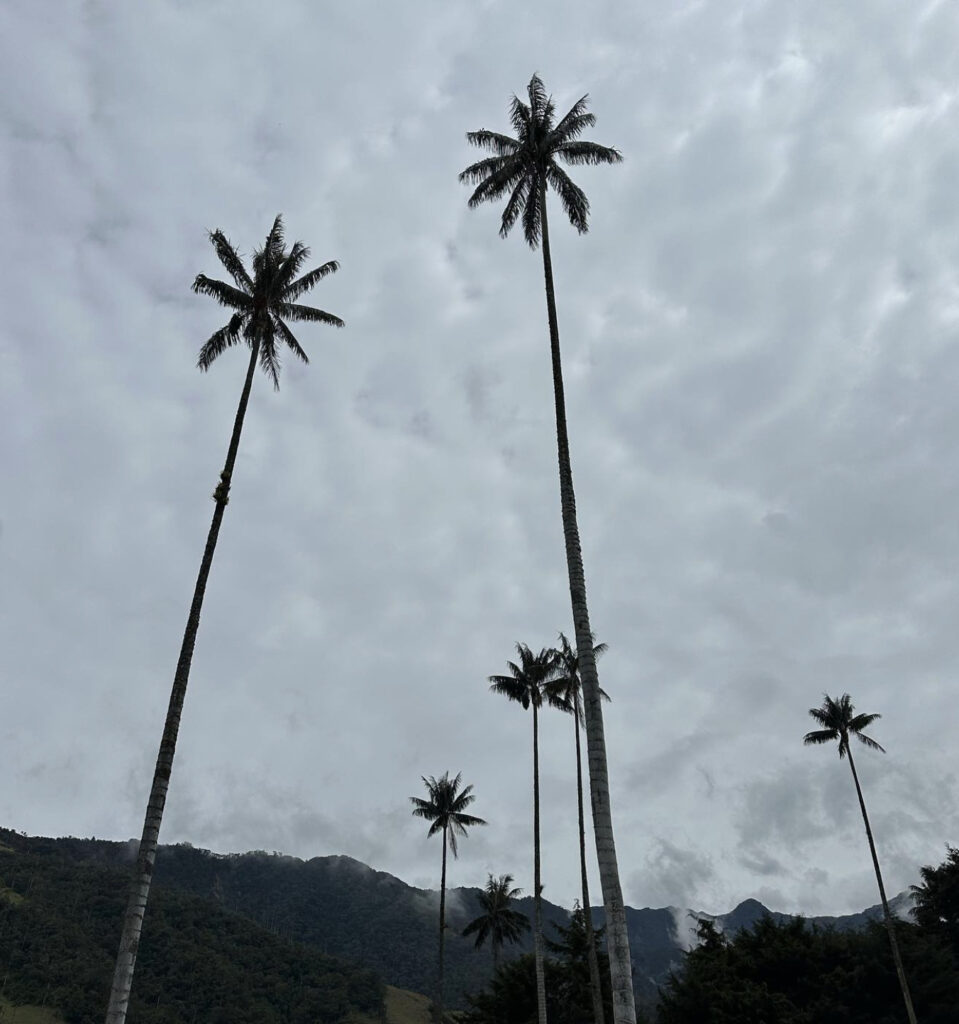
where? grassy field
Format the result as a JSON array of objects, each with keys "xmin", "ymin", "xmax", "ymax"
[{"xmin": 0, "ymin": 997, "xmax": 63, "ymax": 1024}]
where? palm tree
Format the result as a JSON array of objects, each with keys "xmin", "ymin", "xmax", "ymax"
[
  {"xmin": 489, "ymin": 643, "xmax": 559, "ymax": 1024},
  {"xmin": 411, "ymin": 772, "xmax": 486, "ymax": 1022},
  {"xmin": 460, "ymin": 76, "xmax": 634, "ymax": 1024},
  {"xmin": 462, "ymin": 873, "xmax": 531, "ymax": 969},
  {"xmin": 105, "ymin": 216, "xmax": 343, "ymax": 1024},
  {"xmin": 804, "ymin": 694, "xmax": 918, "ymax": 1024},
  {"xmin": 546, "ymin": 633, "xmax": 609, "ymax": 1024}
]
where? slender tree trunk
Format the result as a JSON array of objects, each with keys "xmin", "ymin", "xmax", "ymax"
[
  {"xmin": 575, "ymin": 693, "xmax": 606, "ymax": 1024},
  {"xmin": 435, "ymin": 824, "xmax": 448, "ymax": 1024},
  {"xmin": 533, "ymin": 702, "xmax": 548, "ymax": 1024},
  {"xmin": 105, "ymin": 340, "xmax": 261, "ymax": 1024},
  {"xmin": 539, "ymin": 192, "xmax": 636, "ymax": 1024},
  {"xmin": 845, "ymin": 744, "xmax": 918, "ymax": 1024}
]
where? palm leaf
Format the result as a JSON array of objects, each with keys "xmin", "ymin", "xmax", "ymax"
[
  {"xmin": 274, "ymin": 317, "xmax": 309, "ymax": 364},
  {"xmin": 196, "ymin": 316, "xmax": 244, "ymax": 372},
  {"xmin": 283, "ymin": 260, "xmax": 341, "ymax": 303},
  {"xmin": 276, "ymin": 301, "xmax": 345, "ymax": 327},
  {"xmin": 546, "ymin": 164, "xmax": 590, "ymax": 234},
  {"xmin": 555, "ymin": 140, "xmax": 624, "ymax": 166},
  {"xmin": 192, "ymin": 275, "xmax": 252, "ymax": 311},
  {"xmin": 464, "ymin": 130, "xmax": 519, "ymax": 155},
  {"xmin": 208, "ymin": 231, "xmax": 254, "ymax": 292}
]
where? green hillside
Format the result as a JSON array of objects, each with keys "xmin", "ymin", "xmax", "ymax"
[{"xmin": 0, "ymin": 830, "xmax": 384, "ymax": 1024}]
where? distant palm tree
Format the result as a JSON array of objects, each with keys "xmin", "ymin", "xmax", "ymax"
[
  {"xmin": 411, "ymin": 772, "xmax": 486, "ymax": 1022},
  {"xmin": 460, "ymin": 77, "xmax": 634, "ymax": 1024},
  {"xmin": 804, "ymin": 694, "xmax": 918, "ymax": 1024},
  {"xmin": 490, "ymin": 643, "xmax": 559, "ymax": 1024},
  {"xmin": 462, "ymin": 873, "xmax": 531, "ymax": 969},
  {"xmin": 105, "ymin": 216, "xmax": 343, "ymax": 1024},
  {"xmin": 546, "ymin": 633, "xmax": 609, "ymax": 1024}
]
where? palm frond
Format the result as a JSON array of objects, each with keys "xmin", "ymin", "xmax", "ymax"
[
  {"xmin": 546, "ymin": 164, "xmax": 590, "ymax": 234},
  {"xmin": 464, "ymin": 130, "xmax": 519, "ymax": 156},
  {"xmin": 550, "ymin": 98, "xmax": 595, "ymax": 142},
  {"xmin": 283, "ymin": 260, "xmax": 340, "ymax": 303},
  {"xmin": 196, "ymin": 317, "xmax": 243, "ymax": 372},
  {"xmin": 274, "ymin": 240, "xmax": 311, "ymax": 294},
  {"xmin": 499, "ymin": 176, "xmax": 531, "ymax": 238},
  {"xmin": 277, "ymin": 301, "xmax": 345, "ymax": 327},
  {"xmin": 803, "ymin": 729, "xmax": 838, "ymax": 746},
  {"xmin": 489, "ymin": 675, "xmax": 530, "ymax": 708},
  {"xmin": 555, "ymin": 140, "xmax": 623, "ymax": 166},
  {"xmin": 192, "ymin": 275, "xmax": 252, "ymax": 311},
  {"xmin": 273, "ymin": 317, "xmax": 309, "ymax": 364},
  {"xmin": 459, "ymin": 154, "xmax": 515, "ymax": 185},
  {"xmin": 854, "ymin": 732, "xmax": 886, "ymax": 754},
  {"xmin": 849, "ymin": 712, "xmax": 881, "ymax": 732},
  {"xmin": 509, "ymin": 93, "xmax": 531, "ymax": 138},
  {"xmin": 527, "ymin": 74, "xmax": 550, "ymax": 123},
  {"xmin": 256, "ymin": 317, "xmax": 280, "ymax": 390},
  {"xmin": 521, "ymin": 172, "xmax": 544, "ymax": 247},
  {"xmin": 208, "ymin": 230, "xmax": 254, "ymax": 292},
  {"xmin": 465, "ymin": 159, "xmax": 525, "ymax": 208},
  {"xmin": 264, "ymin": 214, "xmax": 286, "ymax": 268}
]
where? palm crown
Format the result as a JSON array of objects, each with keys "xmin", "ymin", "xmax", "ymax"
[
  {"xmin": 192, "ymin": 214, "xmax": 343, "ymax": 389},
  {"xmin": 545, "ymin": 632, "xmax": 610, "ymax": 721},
  {"xmin": 489, "ymin": 643, "xmax": 559, "ymax": 710},
  {"xmin": 459, "ymin": 73, "xmax": 622, "ymax": 247},
  {"xmin": 410, "ymin": 772, "xmax": 486, "ymax": 857},
  {"xmin": 804, "ymin": 693, "xmax": 885, "ymax": 759},
  {"xmin": 462, "ymin": 873, "xmax": 530, "ymax": 952}
]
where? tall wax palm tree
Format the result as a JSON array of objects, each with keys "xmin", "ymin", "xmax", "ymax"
[
  {"xmin": 804, "ymin": 694, "xmax": 918, "ymax": 1024},
  {"xmin": 105, "ymin": 216, "xmax": 343, "ymax": 1024},
  {"xmin": 411, "ymin": 772, "xmax": 486, "ymax": 1022},
  {"xmin": 489, "ymin": 643, "xmax": 559, "ymax": 1024},
  {"xmin": 460, "ymin": 76, "xmax": 635, "ymax": 1024},
  {"xmin": 546, "ymin": 633, "xmax": 609, "ymax": 1024},
  {"xmin": 462, "ymin": 873, "xmax": 531, "ymax": 969}
]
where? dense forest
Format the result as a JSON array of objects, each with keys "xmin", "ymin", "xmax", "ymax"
[{"xmin": 0, "ymin": 830, "xmax": 384, "ymax": 1024}]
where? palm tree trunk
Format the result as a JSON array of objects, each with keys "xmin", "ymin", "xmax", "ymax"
[
  {"xmin": 575, "ymin": 693, "xmax": 607, "ymax": 1024},
  {"xmin": 539, "ymin": 192, "xmax": 636, "ymax": 1024},
  {"xmin": 846, "ymin": 744, "xmax": 918, "ymax": 1024},
  {"xmin": 105, "ymin": 340, "xmax": 260, "ymax": 1024},
  {"xmin": 533, "ymin": 702, "xmax": 548, "ymax": 1024},
  {"xmin": 436, "ymin": 824, "xmax": 448, "ymax": 1024}
]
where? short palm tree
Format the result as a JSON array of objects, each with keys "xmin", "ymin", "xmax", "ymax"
[
  {"xmin": 546, "ymin": 633, "xmax": 609, "ymax": 1024},
  {"xmin": 804, "ymin": 694, "xmax": 918, "ymax": 1024},
  {"xmin": 105, "ymin": 216, "xmax": 343, "ymax": 1024},
  {"xmin": 462, "ymin": 873, "xmax": 531, "ymax": 969},
  {"xmin": 460, "ymin": 76, "xmax": 634, "ymax": 1024},
  {"xmin": 490, "ymin": 643, "xmax": 559, "ymax": 1024},
  {"xmin": 411, "ymin": 772, "xmax": 486, "ymax": 1022}
]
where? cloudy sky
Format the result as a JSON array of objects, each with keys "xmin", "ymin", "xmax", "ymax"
[{"xmin": 3, "ymin": 0, "xmax": 959, "ymax": 921}]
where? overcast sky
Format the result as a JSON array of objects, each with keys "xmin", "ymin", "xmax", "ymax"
[{"xmin": 3, "ymin": 0, "xmax": 959, "ymax": 921}]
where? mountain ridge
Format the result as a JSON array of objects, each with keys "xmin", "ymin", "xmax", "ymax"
[{"xmin": 0, "ymin": 826, "xmax": 911, "ymax": 1010}]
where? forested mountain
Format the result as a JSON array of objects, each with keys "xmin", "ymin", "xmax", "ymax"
[
  {"xmin": 0, "ymin": 826, "xmax": 921, "ymax": 1015},
  {"xmin": 0, "ymin": 829, "xmax": 384, "ymax": 1024}
]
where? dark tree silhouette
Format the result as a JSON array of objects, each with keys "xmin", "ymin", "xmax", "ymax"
[
  {"xmin": 105, "ymin": 216, "xmax": 343, "ymax": 1024},
  {"xmin": 411, "ymin": 772, "xmax": 486, "ymax": 1022},
  {"xmin": 804, "ymin": 693, "xmax": 918, "ymax": 1024},
  {"xmin": 912, "ymin": 846, "xmax": 959, "ymax": 951},
  {"xmin": 460, "ymin": 75, "xmax": 633, "ymax": 1024},
  {"xmin": 462, "ymin": 873, "xmax": 531, "ymax": 969}
]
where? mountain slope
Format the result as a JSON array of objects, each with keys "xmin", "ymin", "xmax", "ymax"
[
  {"xmin": 0, "ymin": 828, "xmax": 910, "ymax": 1012},
  {"xmin": 0, "ymin": 829, "xmax": 384, "ymax": 1024}
]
